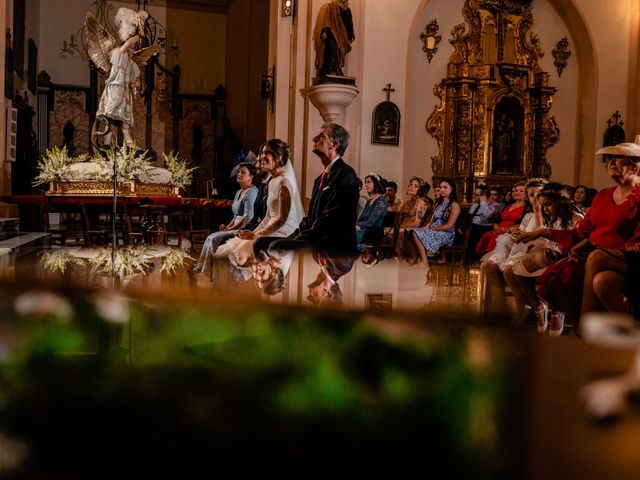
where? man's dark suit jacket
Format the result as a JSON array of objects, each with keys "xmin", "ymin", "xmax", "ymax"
[
  {"xmin": 293, "ymin": 157, "xmax": 360, "ymax": 251},
  {"xmin": 243, "ymin": 177, "xmax": 270, "ymax": 231}
]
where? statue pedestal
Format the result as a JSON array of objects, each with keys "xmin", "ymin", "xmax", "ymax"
[{"xmin": 305, "ymin": 83, "xmax": 359, "ymax": 124}]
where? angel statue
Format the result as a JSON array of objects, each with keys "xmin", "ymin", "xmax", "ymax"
[{"xmin": 85, "ymin": 8, "xmax": 159, "ymax": 148}]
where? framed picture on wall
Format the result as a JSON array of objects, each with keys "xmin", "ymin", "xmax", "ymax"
[
  {"xmin": 371, "ymin": 101, "xmax": 400, "ymax": 146},
  {"xmin": 28, "ymin": 38, "xmax": 37, "ymax": 94}
]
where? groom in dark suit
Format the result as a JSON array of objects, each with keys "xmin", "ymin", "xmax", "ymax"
[
  {"xmin": 292, "ymin": 123, "xmax": 360, "ymax": 251},
  {"xmin": 255, "ymin": 122, "xmax": 360, "ymax": 253}
]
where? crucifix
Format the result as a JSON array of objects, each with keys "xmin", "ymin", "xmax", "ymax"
[{"xmin": 383, "ymin": 83, "xmax": 395, "ymax": 102}]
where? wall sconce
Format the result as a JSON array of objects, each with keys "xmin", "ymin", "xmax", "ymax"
[
  {"xmin": 552, "ymin": 36, "xmax": 571, "ymax": 77},
  {"xmin": 281, "ymin": 0, "xmax": 295, "ymax": 17},
  {"xmin": 260, "ymin": 66, "xmax": 275, "ymax": 111},
  {"xmin": 420, "ymin": 19, "xmax": 441, "ymax": 64}
]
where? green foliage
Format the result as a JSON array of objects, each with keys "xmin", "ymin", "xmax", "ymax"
[
  {"xmin": 0, "ymin": 294, "xmax": 510, "ymax": 478},
  {"xmin": 162, "ymin": 150, "xmax": 197, "ymax": 189}
]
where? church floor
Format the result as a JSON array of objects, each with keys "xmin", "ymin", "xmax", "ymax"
[{"xmin": 0, "ymin": 243, "xmax": 639, "ymax": 478}]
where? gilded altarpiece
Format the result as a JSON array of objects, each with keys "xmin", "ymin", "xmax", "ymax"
[{"xmin": 427, "ymin": 0, "xmax": 559, "ymax": 201}]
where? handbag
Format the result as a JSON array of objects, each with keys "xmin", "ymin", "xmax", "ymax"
[
  {"xmin": 506, "ymin": 230, "xmax": 523, "ymax": 242},
  {"xmin": 567, "ymin": 238, "xmax": 595, "ymax": 264},
  {"xmin": 522, "ymin": 247, "xmax": 562, "ymax": 273}
]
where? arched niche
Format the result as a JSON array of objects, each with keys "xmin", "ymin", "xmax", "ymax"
[{"xmin": 491, "ymin": 96, "xmax": 525, "ymax": 175}]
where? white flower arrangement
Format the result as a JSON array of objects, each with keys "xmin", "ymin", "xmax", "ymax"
[
  {"xmin": 33, "ymin": 146, "xmax": 74, "ymax": 186},
  {"xmin": 91, "ymin": 144, "xmax": 156, "ymax": 183},
  {"xmin": 34, "ymin": 145, "xmax": 195, "ymax": 192},
  {"xmin": 162, "ymin": 150, "xmax": 197, "ymax": 190}
]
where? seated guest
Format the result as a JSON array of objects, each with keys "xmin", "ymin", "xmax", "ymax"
[
  {"xmin": 490, "ymin": 186, "xmax": 505, "ymax": 213},
  {"xmin": 274, "ymin": 123, "xmax": 360, "ymax": 251},
  {"xmin": 407, "ymin": 179, "xmax": 461, "ymax": 266},
  {"xmin": 480, "ymin": 179, "xmax": 547, "ymax": 317},
  {"xmin": 433, "ymin": 183, "xmax": 441, "ymax": 202},
  {"xmin": 572, "ymin": 184, "xmax": 593, "ymax": 215},
  {"xmin": 506, "ymin": 186, "xmax": 582, "ymax": 332},
  {"xmin": 385, "ymin": 181, "xmax": 402, "ymax": 212},
  {"xmin": 475, "ymin": 181, "xmax": 526, "ymax": 257},
  {"xmin": 194, "ymin": 162, "xmax": 259, "ymax": 275},
  {"xmin": 466, "ymin": 186, "xmax": 500, "ymax": 262},
  {"xmin": 519, "ymin": 142, "xmax": 640, "ymax": 335},
  {"xmin": 395, "ymin": 178, "xmax": 432, "ymax": 259},
  {"xmin": 356, "ymin": 173, "xmax": 388, "ymax": 251}
]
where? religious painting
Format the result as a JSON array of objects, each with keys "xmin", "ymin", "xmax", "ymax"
[
  {"xmin": 491, "ymin": 97, "xmax": 524, "ymax": 175},
  {"xmin": 27, "ymin": 38, "xmax": 37, "ymax": 94},
  {"xmin": 603, "ymin": 111, "xmax": 625, "ymax": 147},
  {"xmin": 371, "ymin": 101, "xmax": 400, "ymax": 146}
]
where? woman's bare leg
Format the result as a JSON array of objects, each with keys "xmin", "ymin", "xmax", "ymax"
[
  {"xmin": 583, "ymin": 249, "xmax": 629, "ymax": 315},
  {"xmin": 593, "ymin": 271, "xmax": 629, "ymax": 314},
  {"xmin": 411, "ymin": 231, "xmax": 429, "ymax": 266},
  {"xmin": 504, "ymin": 265, "xmax": 527, "ymax": 312},
  {"xmin": 481, "ymin": 261, "xmax": 507, "ymax": 320}
]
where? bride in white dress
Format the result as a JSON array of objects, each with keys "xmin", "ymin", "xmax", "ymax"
[{"xmin": 216, "ymin": 139, "xmax": 304, "ymax": 263}]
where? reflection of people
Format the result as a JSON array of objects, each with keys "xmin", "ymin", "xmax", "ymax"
[
  {"xmin": 250, "ymin": 248, "xmax": 294, "ymax": 296},
  {"xmin": 307, "ymin": 249, "xmax": 356, "ymax": 305},
  {"xmin": 493, "ymin": 112, "xmax": 515, "ymax": 173},
  {"xmin": 96, "ymin": 8, "xmax": 148, "ymax": 147},
  {"xmin": 314, "ymin": 0, "xmax": 355, "ymax": 78}
]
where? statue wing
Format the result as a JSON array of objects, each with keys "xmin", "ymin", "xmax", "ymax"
[
  {"xmin": 84, "ymin": 12, "xmax": 119, "ymax": 73},
  {"xmin": 131, "ymin": 44, "xmax": 160, "ymax": 69}
]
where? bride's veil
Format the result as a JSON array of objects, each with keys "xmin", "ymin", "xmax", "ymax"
[{"xmin": 282, "ymin": 159, "xmax": 305, "ymax": 229}]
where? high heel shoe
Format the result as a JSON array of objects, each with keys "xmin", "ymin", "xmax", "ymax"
[
  {"xmin": 535, "ymin": 304, "xmax": 548, "ymax": 333},
  {"xmin": 549, "ymin": 312, "xmax": 565, "ymax": 337}
]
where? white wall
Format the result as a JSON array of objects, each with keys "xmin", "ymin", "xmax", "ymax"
[
  {"xmin": 271, "ymin": 0, "xmax": 638, "ymax": 199},
  {"xmin": 565, "ymin": 0, "xmax": 634, "ymax": 190}
]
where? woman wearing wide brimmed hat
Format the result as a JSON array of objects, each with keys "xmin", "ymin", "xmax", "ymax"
[{"xmin": 517, "ymin": 140, "xmax": 640, "ymax": 336}]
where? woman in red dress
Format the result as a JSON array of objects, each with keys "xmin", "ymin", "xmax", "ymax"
[
  {"xmin": 475, "ymin": 181, "xmax": 526, "ymax": 257},
  {"xmin": 518, "ymin": 144, "xmax": 640, "ymax": 335}
]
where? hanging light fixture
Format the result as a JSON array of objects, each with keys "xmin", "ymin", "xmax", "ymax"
[
  {"xmin": 60, "ymin": 0, "xmax": 168, "ymax": 61},
  {"xmin": 60, "ymin": 0, "xmax": 115, "ymax": 60},
  {"xmin": 135, "ymin": 0, "xmax": 167, "ymax": 50}
]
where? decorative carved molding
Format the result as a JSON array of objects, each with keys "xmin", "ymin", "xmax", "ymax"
[{"xmin": 427, "ymin": 0, "xmax": 558, "ymax": 200}]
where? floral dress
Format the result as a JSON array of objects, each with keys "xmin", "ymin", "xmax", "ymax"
[
  {"xmin": 408, "ymin": 201, "xmax": 456, "ymax": 254},
  {"xmin": 356, "ymin": 195, "xmax": 388, "ymax": 251}
]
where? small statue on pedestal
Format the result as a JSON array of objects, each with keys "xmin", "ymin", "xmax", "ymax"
[{"xmin": 313, "ymin": 0, "xmax": 355, "ymax": 84}]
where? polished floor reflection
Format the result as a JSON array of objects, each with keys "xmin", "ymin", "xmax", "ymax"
[{"xmin": 2, "ymin": 244, "xmax": 489, "ymax": 316}]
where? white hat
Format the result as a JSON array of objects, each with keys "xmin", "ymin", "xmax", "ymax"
[{"xmin": 595, "ymin": 141, "xmax": 640, "ymax": 158}]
